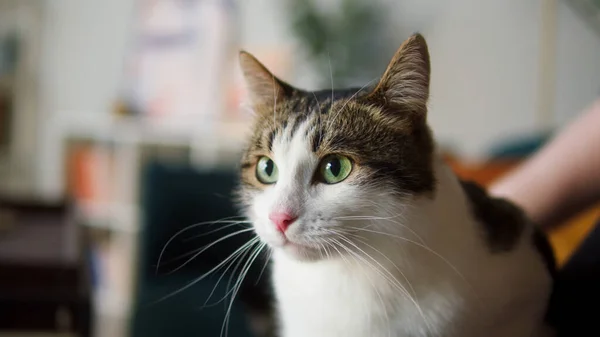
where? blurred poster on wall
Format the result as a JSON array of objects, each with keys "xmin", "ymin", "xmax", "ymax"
[{"xmin": 121, "ymin": 0, "xmax": 236, "ymax": 123}]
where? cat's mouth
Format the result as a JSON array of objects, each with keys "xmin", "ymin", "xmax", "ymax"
[
  {"xmin": 254, "ymin": 222, "xmax": 327, "ymax": 260},
  {"xmin": 283, "ymin": 238, "xmax": 313, "ymax": 249},
  {"xmin": 268, "ymin": 235, "xmax": 328, "ymax": 260},
  {"xmin": 272, "ymin": 237, "xmax": 310, "ymax": 250},
  {"xmin": 281, "ymin": 241, "xmax": 322, "ymax": 260}
]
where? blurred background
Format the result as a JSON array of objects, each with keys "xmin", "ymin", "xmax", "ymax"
[{"xmin": 0, "ymin": 0, "xmax": 599, "ymax": 336}]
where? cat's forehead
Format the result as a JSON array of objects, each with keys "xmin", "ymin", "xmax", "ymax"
[
  {"xmin": 277, "ymin": 87, "xmax": 371, "ymax": 118},
  {"xmin": 248, "ymin": 87, "xmax": 372, "ymax": 151},
  {"xmin": 310, "ymin": 87, "xmax": 373, "ymax": 106}
]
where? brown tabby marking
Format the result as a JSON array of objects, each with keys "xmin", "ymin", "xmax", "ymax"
[
  {"xmin": 460, "ymin": 180, "xmax": 528, "ymax": 252},
  {"xmin": 238, "ymin": 34, "xmax": 435, "ymax": 197}
]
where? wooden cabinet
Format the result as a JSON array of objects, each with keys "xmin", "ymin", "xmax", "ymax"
[{"xmin": 0, "ymin": 199, "xmax": 91, "ymax": 337}]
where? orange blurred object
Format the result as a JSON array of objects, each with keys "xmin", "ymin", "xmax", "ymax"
[{"xmin": 66, "ymin": 144, "xmax": 113, "ymax": 206}]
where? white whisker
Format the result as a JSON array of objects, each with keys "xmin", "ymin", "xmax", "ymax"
[
  {"xmin": 254, "ymin": 246, "xmax": 272, "ymax": 286},
  {"xmin": 330, "ymin": 238, "xmax": 396, "ymax": 337},
  {"xmin": 202, "ymin": 237, "xmax": 261, "ymax": 308},
  {"xmin": 330, "ymin": 236, "xmax": 433, "ymax": 335},
  {"xmin": 348, "ymin": 226, "xmax": 476, "ymax": 298},
  {"xmin": 151, "ymin": 235, "xmax": 260, "ymax": 305},
  {"xmin": 183, "ymin": 221, "xmax": 251, "ymax": 242},
  {"xmin": 328, "ymin": 78, "xmax": 377, "ymax": 129},
  {"xmin": 155, "ymin": 217, "xmax": 248, "ymax": 274},
  {"xmin": 167, "ymin": 228, "xmax": 255, "ymax": 276},
  {"xmin": 221, "ymin": 241, "xmax": 267, "ymax": 337}
]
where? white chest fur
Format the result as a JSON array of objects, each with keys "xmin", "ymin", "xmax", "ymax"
[
  {"xmin": 270, "ymin": 160, "xmax": 552, "ymax": 337},
  {"xmin": 273, "ymin": 254, "xmax": 460, "ymax": 337}
]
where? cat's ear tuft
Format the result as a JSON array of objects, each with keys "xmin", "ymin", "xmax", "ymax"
[
  {"xmin": 369, "ymin": 33, "xmax": 431, "ymax": 119},
  {"xmin": 239, "ymin": 51, "xmax": 291, "ymax": 109}
]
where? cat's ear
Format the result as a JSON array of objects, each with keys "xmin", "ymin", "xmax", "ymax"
[
  {"xmin": 368, "ymin": 33, "xmax": 430, "ymax": 119},
  {"xmin": 239, "ymin": 51, "xmax": 292, "ymax": 110}
]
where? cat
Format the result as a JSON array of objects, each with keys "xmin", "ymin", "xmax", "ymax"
[{"xmin": 235, "ymin": 33, "xmax": 555, "ymax": 337}]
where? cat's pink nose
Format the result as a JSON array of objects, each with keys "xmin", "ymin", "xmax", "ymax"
[{"xmin": 269, "ymin": 212, "xmax": 297, "ymax": 233}]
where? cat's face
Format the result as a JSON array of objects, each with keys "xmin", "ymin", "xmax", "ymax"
[{"xmin": 237, "ymin": 34, "xmax": 435, "ymax": 261}]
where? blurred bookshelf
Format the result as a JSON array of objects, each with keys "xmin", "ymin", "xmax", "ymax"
[{"xmin": 56, "ymin": 113, "xmax": 250, "ymax": 337}]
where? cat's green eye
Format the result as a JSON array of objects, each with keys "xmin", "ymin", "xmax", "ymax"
[
  {"xmin": 256, "ymin": 156, "xmax": 279, "ymax": 184},
  {"xmin": 319, "ymin": 154, "xmax": 353, "ymax": 184}
]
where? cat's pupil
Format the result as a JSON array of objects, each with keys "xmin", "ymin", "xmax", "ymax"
[
  {"xmin": 264, "ymin": 159, "xmax": 274, "ymax": 176},
  {"xmin": 327, "ymin": 159, "xmax": 341, "ymax": 177}
]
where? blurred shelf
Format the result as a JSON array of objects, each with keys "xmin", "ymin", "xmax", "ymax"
[
  {"xmin": 50, "ymin": 113, "xmax": 255, "ymax": 337},
  {"xmin": 75, "ymin": 201, "xmax": 139, "ymax": 233},
  {"xmin": 93, "ymin": 288, "xmax": 132, "ymax": 318},
  {"xmin": 56, "ymin": 114, "xmax": 251, "ymax": 150}
]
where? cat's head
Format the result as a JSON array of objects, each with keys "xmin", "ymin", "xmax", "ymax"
[{"xmin": 237, "ymin": 34, "xmax": 435, "ymax": 261}]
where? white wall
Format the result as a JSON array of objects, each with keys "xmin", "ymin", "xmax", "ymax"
[
  {"xmin": 418, "ymin": 0, "xmax": 544, "ymax": 159},
  {"xmin": 28, "ymin": 0, "xmax": 600, "ymax": 198},
  {"xmin": 554, "ymin": 1, "xmax": 600, "ymax": 125},
  {"xmin": 39, "ymin": 0, "xmax": 136, "ymax": 120}
]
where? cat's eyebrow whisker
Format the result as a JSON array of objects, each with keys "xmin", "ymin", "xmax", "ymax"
[
  {"xmin": 272, "ymin": 75, "xmax": 277, "ymax": 126},
  {"xmin": 310, "ymin": 91, "xmax": 325, "ymax": 151},
  {"xmin": 328, "ymin": 50, "xmax": 334, "ymax": 104},
  {"xmin": 328, "ymin": 77, "xmax": 378, "ymax": 129},
  {"xmin": 239, "ymin": 102, "xmax": 256, "ymax": 116},
  {"xmin": 311, "ymin": 91, "xmax": 321, "ymax": 112}
]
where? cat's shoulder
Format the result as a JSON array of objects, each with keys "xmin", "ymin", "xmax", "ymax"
[{"xmin": 459, "ymin": 179, "xmax": 556, "ymax": 276}]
